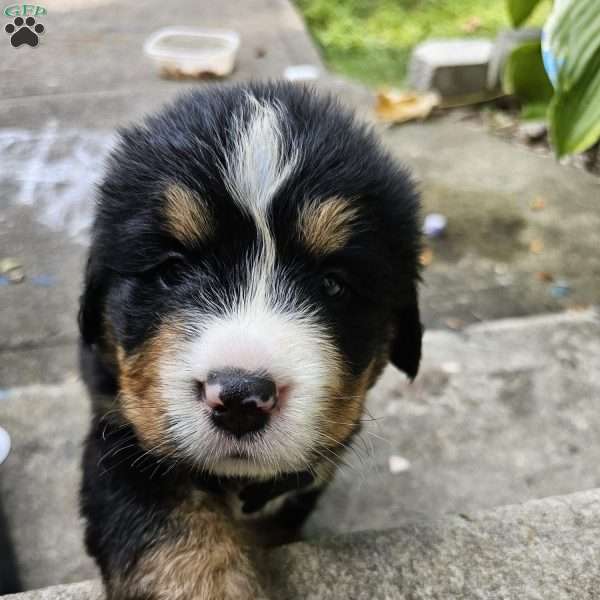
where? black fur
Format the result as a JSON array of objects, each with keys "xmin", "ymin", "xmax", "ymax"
[{"xmin": 79, "ymin": 81, "xmax": 422, "ymax": 595}]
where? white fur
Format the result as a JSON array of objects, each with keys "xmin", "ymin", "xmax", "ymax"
[
  {"xmin": 221, "ymin": 94, "xmax": 299, "ymax": 219},
  {"xmin": 160, "ymin": 303, "xmax": 339, "ymax": 478},
  {"xmin": 158, "ymin": 97, "xmax": 338, "ymax": 478}
]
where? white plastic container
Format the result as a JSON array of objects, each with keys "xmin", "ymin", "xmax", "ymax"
[{"xmin": 144, "ymin": 27, "xmax": 240, "ymax": 79}]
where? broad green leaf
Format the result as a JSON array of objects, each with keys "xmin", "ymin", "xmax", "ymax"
[
  {"xmin": 547, "ymin": 0, "xmax": 600, "ymax": 91},
  {"xmin": 549, "ymin": 47, "xmax": 600, "ymax": 156},
  {"xmin": 507, "ymin": 0, "xmax": 544, "ymax": 26},
  {"xmin": 545, "ymin": 0, "xmax": 600, "ymax": 155},
  {"xmin": 503, "ymin": 41, "xmax": 554, "ymax": 103}
]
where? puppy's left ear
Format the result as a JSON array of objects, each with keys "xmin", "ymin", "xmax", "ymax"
[
  {"xmin": 79, "ymin": 255, "xmax": 105, "ymax": 347},
  {"xmin": 389, "ymin": 299, "xmax": 423, "ymax": 380}
]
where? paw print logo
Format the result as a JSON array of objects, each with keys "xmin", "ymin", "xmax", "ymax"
[{"xmin": 5, "ymin": 16, "xmax": 45, "ymax": 47}]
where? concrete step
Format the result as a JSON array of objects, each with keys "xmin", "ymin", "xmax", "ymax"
[
  {"xmin": 6, "ymin": 488, "xmax": 600, "ymax": 599},
  {"xmin": 1, "ymin": 309, "xmax": 599, "ymax": 591}
]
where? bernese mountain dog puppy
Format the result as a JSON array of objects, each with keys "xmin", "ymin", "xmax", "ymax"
[{"xmin": 79, "ymin": 81, "xmax": 422, "ymax": 599}]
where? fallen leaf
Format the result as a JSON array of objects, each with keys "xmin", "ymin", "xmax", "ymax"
[
  {"xmin": 567, "ymin": 304, "xmax": 590, "ymax": 312},
  {"xmin": 529, "ymin": 239, "xmax": 544, "ymax": 254},
  {"xmin": 536, "ymin": 271, "xmax": 554, "ymax": 282},
  {"xmin": 0, "ymin": 257, "xmax": 25, "ymax": 284},
  {"xmin": 375, "ymin": 89, "xmax": 440, "ymax": 124},
  {"xmin": 530, "ymin": 197, "xmax": 546, "ymax": 211},
  {"xmin": 0, "ymin": 258, "xmax": 21, "ymax": 274},
  {"xmin": 461, "ymin": 16, "xmax": 482, "ymax": 33},
  {"xmin": 445, "ymin": 318, "xmax": 466, "ymax": 331},
  {"xmin": 490, "ymin": 111, "xmax": 516, "ymax": 131},
  {"xmin": 420, "ymin": 247, "xmax": 434, "ymax": 267}
]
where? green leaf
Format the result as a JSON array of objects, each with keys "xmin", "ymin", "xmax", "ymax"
[
  {"xmin": 549, "ymin": 47, "xmax": 600, "ymax": 156},
  {"xmin": 506, "ymin": 0, "xmax": 544, "ymax": 26},
  {"xmin": 547, "ymin": 0, "xmax": 600, "ymax": 91},
  {"xmin": 503, "ymin": 41, "xmax": 554, "ymax": 104},
  {"xmin": 546, "ymin": 0, "xmax": 600, "ymax": 155}
]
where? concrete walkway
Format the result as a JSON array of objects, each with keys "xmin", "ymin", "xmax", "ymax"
[{"xmin": 7, "ymin": 488, "xmax": 600, "ymax": 599}]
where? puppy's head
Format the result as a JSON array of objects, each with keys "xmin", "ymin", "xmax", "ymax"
[{"xmin": 81, "ymin": 83, "xmax": 421, "ymax": 478}]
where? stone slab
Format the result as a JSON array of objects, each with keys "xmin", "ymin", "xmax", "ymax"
[
  {"xmin": 381, "ymin": 116, "xmax": 600, "ymax": 329},
  {"xmin": 0, "ymin": 384, "xmax": 98, "ymax": 590},
  {"xmin": 409, "ymin": 39, "xmax": 494, "ymax": 97},
  {"xmin": 7, "ymin": 488, "xmax": 600, "ymax": 599},
  {"xmin": 308, "ymin": 308, "xmax": 600, "ymax": 534}
]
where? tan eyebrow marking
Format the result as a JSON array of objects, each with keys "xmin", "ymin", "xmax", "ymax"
[
  {"xmin": 163, "ymin": 183, "xmax": 213, "ymax": 245},
  {"xmin": 299, "ymin": 196, "xmax": 360, "ymax": 255}
]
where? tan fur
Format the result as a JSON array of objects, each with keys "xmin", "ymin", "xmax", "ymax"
[
  {"xmin": 117, "ymin": 323, "xmax": 181, "ymax": 451},
  {"xmin": 299, "ymin": 196, "xmax": 360, "ymax": 255},
  {"xmin": 108, "ymin": 493, "xmax": 264, "ymax": 600},
  {"xmin": 320, "ymin": 354, "xmax": 386, "ymax": 453},
  {"xmin": 164, "ymin": 183, "xmax": 213, "ymax": 246}
]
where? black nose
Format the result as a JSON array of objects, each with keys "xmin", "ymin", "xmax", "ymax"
[{"xmin": 205, "ymin": 369, "xmax": 278, "ymax": 438}]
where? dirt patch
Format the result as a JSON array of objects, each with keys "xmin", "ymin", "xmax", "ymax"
[{"xmin": 422, "ymin": 184, "xmax": 527, "ymax": 262}]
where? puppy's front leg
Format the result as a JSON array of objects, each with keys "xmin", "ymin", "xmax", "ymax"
[
  {"xmin": 82, "ymin": 431, "xmax": 265, "ymax": 600},
  {"xmin": 119, "ymin": 497, "xmax": 263, "ymax": 600}
]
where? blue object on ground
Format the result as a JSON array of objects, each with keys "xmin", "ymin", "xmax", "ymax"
[
  {"xmin": 424, "ymin": 213, "xmax": 448, "ymax": 238},
  {"xmin": 550, "ymin": 280, "xmax": 571, "ymax": 298},
  {"xmin": 30, "ymin": 274, "xmax": 56, "ymax": 287}
]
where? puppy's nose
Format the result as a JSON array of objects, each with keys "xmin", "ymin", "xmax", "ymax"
[{"xmin": 201, "ymin": 369, "xmax": 278, "ymax": 437}]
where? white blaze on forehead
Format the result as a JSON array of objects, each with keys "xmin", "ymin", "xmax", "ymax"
[
  {"xmin": 221, "ymin": 94, "xmax": 299, "ymax": 218},
  {"xmin": 220, "ymin": 93, "xmax": 300, "ymax": 322}
]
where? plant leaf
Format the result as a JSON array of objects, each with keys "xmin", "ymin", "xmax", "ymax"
[
  {"xmin": 503, "ymin": 41, "xmax": 554, "ymax": 103},
  {"xmin": 545, "ymin": 0, "xmax": 600, "ymax": 155},
  {"xmin": 547, "ymin": 0, "xmax": 600, "ymax": 91},
  {"xmin": 549, "ymin": 47, "xmax": 600, "ymax": 156},
  {"xmin": 507, "ymin": 0, "xmax": 544, "ymax": 27}
]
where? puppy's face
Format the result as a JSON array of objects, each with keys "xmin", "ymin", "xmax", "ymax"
[{"xmin": 81, "ymin": 85, "xmax": 421, "ymax": 479}]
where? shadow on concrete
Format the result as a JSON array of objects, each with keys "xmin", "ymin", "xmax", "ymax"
[{"xmin": 0, "ymin": 496, "xmax": 22, "ymax": 594}]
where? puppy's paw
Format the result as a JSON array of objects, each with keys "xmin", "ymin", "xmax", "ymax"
[
  {"xmin": 108, "ymin": 571, "xmax": 266, "ymax": 600},
  {"xmin": 215, "ymin": 568, "xmax": 266, "ymax": 600},
  {"xmin": 108, "ymin": 545, "xmax": 267, "ymax": 600}
]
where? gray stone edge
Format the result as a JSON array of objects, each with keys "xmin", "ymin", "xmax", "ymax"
[{"xmin": 5, "ymin": 487, "xmax": 600, "ymax": 599}]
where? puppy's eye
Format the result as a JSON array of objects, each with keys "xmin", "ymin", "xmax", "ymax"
[
  {"xmin": 156, "ymin": 254, "xmax": 188, "ymax": 289},
  {"xmin": 322, "ymin": 274, "xmax": 345, "ymax": 298}
]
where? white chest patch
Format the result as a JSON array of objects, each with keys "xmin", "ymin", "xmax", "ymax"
[{"xmin": 226, "ymin": 490, "xmax": 293, "ymax": 521}]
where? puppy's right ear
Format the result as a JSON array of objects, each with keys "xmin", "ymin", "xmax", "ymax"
[
  {"xmin": 389, "ymin": 302, "xmax": 423, "ymax": 381},
  {"xmin": 79, "ymin": 255, "xmax": 105, "ymax": 347}
]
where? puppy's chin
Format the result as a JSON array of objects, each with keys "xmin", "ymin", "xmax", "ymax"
[
  {"xmin": 190, "ymin": 421, "xmax": 315, "ymax": 479},
  {"xmin": 209, "ymin": 456, "xmax": 290, "ymax": 479}
]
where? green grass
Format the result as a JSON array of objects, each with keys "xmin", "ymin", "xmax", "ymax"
[{"xmin": 296, "ymin": 0, "xmax": 550, "ymax": 88}]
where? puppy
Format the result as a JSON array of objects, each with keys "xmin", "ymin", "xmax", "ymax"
[{"xmin": 79, "ymin": 81, "xmax": 422, "ymax": 599}]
